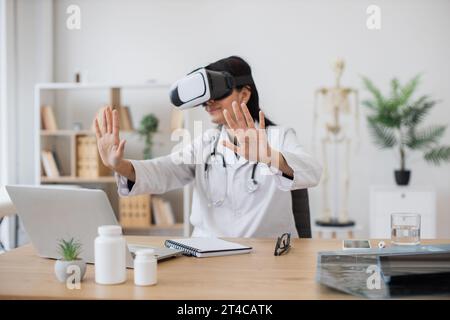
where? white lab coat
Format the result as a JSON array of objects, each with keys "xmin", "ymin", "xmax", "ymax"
[{"xmin": 116, "ymin": 125, "xmax": 322, "ymax": 238}]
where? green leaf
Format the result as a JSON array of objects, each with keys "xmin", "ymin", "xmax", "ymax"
[
  {"xmin": 362, "ymin": 76, "xmax": 385, "ymax": 107},
  {"xmin": 362, "ymin": 76, "xmax": 404, "ymax": 128},
  {"xmin": 362, "ymin": 100, "xmax": 377, "ymax": 110},
  {"xmin": 367, "ymin": 119, "xmax": 397, "ymax": 148},
  {"xmin": 424, "ymin": 146, "xmax": 450, "ymax": 165},
  {"xmin": 402, "ymin": 96, "xmax": 434, "ymax": 127},
  {"xmin": 372, "ymin": 112, "xmax": 402, "ymax": 128},
  {"xmin": 139, "ymin": 114, "xmax": 159, "ymax": 134},
  {"xmin": 390, "ymin": 78, "xmax": 400, "ymax": 100},
  {"xmin": 57, "ymin": 237, "xmax": 82, "ymax": 261},
  {"xmin": 398, "ymin": 74, "xmax": 421, "ymax": 106},
  {"xmin": 406, "ymin": 125, "xmax": 447, "ymax": 150}
]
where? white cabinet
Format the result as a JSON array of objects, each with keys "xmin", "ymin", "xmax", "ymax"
[{"xmin": 369, "ymin": 186, "xmax": 436, "ymax": 239}]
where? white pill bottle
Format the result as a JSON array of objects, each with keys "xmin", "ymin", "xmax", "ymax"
[
  {"xmin": 134, "ymin": 249, "xmax": 157, "ymax": 286},
  {"xmin": 95, "ymin": 225, "xmax": 127, "ymax": 285}
]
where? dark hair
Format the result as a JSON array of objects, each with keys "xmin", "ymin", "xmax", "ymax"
[{"xmin": 205, "ymin": 56, "xmax": 275, "ymax": 126}]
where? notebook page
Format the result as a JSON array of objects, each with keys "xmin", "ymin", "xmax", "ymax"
[{"xmin": 168, "ymin": 238, "xmax": 251, "ymax": 253}]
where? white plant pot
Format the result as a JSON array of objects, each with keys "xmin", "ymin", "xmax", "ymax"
[{"xmin": 54, "ymin": 259, "xmax": 87, "ymax": 283}]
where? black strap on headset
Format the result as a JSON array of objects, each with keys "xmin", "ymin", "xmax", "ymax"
[{"xmin": 191, "ymin": 67, "xmax": 254, "ymax": 87}]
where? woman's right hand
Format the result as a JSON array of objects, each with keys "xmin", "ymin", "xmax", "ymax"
[{"xmin": 94, "ymin": 106, "xmax": 126, "ymax": 170}]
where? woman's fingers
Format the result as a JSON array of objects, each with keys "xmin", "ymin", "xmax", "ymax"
[
  {"xmin": 223, "ymin": 109, "xmax": 238, "ymax": 129},
  {"xmin": 241, "ymin": 103, "xmax": 255, "ymax": 128},
  {"xmin": 102, "ymin": 108, "xmax": 108, "ymax": 134},
  {"xmin": 106, "ymin": 106, "xmax": 113, "ymax": 134},
  {"xmin": 94, "ymin": 118, "xmax": 102, "ymax": 139},
  {"xmin": 259, "ymin": 110, "xmax": 266, "ymax": 130},
  {"xmin": 232, "ymin": 101, "xmax": 246, "ymax": 128},
  {"xmin": 112, "ymin": 109, "xmax": 120, "ymax": 145},
  {"xmin": 222, "ymin": 140, "xmax": 239, "ymax": 154},
  {"xmin": 243, "ymin": 135, "xmax": 251, "ymax": 159}
]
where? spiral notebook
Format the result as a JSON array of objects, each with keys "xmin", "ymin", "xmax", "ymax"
[{"xmin": 164, "ymin": 238, "xmax": 252, "ymax": 258}]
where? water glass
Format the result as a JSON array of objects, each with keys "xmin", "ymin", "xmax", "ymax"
[{"xmin": 391, "ymin": 213, "xmax": 421, "ymax": 245}]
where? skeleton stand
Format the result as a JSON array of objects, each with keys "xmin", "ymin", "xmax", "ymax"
[{"xmin": 312, "ymin": 59, "xmax": 359, "ymax": 229}]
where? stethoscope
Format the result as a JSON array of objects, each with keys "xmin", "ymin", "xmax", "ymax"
[{"xmin": 204, "ymin": 132, "xmax": 259, "ymax": 207}]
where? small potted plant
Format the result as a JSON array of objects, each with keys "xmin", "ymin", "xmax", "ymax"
[
  {"xmin": 54, "ymin": 238, "xmax": 86, "ymax": 283},
  {"xmin": 138, "ymin": 113, "xmax": 159, "ymax": 159},
  {"xmin": 362, "ymin": 74, "xmax": 450, "ymax": 185}
]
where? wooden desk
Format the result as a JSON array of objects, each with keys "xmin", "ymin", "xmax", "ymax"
[{"xmin": 0, "ymin": 237, "xmax": 449, "ymax": 299}]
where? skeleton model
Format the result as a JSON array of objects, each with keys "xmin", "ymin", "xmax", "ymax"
[{"xmin": 312, "ymin": 59, "xmax": 360, "ymax": 226}]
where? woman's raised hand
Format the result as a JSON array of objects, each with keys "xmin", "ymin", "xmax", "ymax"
[
  {"xmin": 94, "ymin": 106, "xmax": 126, "ymax": 170},
  {"xmin": 222, "ymin": 101, "xmax": 272, "ymax": 165}
]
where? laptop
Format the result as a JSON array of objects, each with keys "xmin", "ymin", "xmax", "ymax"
[{"xmin": 6, "ymin": 185, "xmax": 183, "ymax": 268}]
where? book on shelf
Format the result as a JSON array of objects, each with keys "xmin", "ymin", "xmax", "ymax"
[
  {"xmin": 118, "ymin": 106, "xmax": 134, "ymax": 131},
  {"xmin": 152, "ymin": 196, "xmax": 176, "ymax": 226},
  {"xmin": 41, "ymin": 150, "xmax": 60, "ymax": 178},
  {"xmin": 152, "ymin": 197, "xmax": 164, "ymax": 225},
  {"xmin": 51, "ymin": 148, "xmax": 63, "ymax": 174},
  {"xmin": 162, "ymin": 200, "xmax": 176, "ymax": 225},
  {"xmin": 41, "ymin": 106, "xmax": 58, "ymax": 131}
]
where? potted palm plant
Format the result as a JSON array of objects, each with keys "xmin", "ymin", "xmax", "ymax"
[
  {"xmin": 54, "ymin": 238, "xmax": 86, "ymax": 283},
  {"xmin": 138, "ymin": 113, "xmax": 159, "ymax": 159},
  {"xmin": 362, "ymin": 74, "xmax": 450, "ymax": 185}
]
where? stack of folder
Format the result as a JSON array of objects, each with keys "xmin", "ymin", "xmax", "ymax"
[{"xmin": 316, "ymin": 244, "xmax": 450, "ymax": 299}]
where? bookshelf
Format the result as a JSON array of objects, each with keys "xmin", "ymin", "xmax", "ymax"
[
  {"xmin": 34, "ymin": 82, "xmax": 192, "ymax": 237},
  {"xmin": 41, "ymin": 129, "xmax": 97, "ymax": 136},
  {"xmin": 122, "ymin": 223, "xmax": 184, "ymax": 236}
]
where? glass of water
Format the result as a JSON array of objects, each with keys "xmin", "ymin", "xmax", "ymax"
[{"xmin": 391, "ymin": 213, "xmax": 421, "ymax": 245}]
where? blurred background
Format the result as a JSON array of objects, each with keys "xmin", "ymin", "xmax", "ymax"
[{"xmin": 1, "ymin": 0, "xmax": 449, "ymax": 250}]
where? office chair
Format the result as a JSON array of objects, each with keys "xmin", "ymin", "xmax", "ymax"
[{"xmin": 291, "ymin": 189, "xmax": 311, "ymax": 238}]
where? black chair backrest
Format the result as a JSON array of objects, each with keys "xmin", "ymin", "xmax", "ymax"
[{"xmin": 291, "ymin": 189, "xmax": 311, "ymax": 238}]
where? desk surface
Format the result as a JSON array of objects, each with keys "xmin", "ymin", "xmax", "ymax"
[{"xmin": 1, "ymin": 237, "xmax": 449, "ymax": 300}]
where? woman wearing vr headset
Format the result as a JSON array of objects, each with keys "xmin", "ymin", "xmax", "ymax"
[{"xmin": 95, "ymin": 56, "xmax": 322, "ymax": 238}]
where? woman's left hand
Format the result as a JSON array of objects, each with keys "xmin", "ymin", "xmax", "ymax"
[{"xmin": 222, "ymin": 101, "xmax": 272, "ymax": 165}]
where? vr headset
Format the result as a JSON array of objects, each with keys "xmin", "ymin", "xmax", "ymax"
[{"xmin": 169, "ymin": 68, "xmax": 254, "ymax": 109}]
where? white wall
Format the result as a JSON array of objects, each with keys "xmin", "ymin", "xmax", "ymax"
[
  {"xmin": 15, "ymin": 0, "xmax": 54, "ymax": 184},
  {"xmin": 20, "ymin": 0, "xmax": 450, "ymax": 236},
  {"xmin": 1, "ymin": 0, "xmax": 54, "ymax": 247}
]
